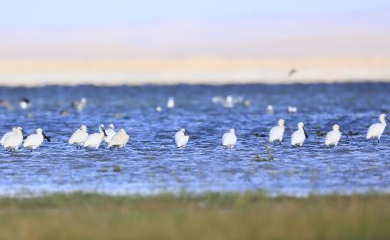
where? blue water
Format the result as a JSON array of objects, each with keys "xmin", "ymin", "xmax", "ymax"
[{"xmin": 1, "ymin": 83, "xmax": 390, "ymax": 196}]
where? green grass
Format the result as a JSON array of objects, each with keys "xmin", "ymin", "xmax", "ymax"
[{"xmin": 0, "ymin": 192, "xmax": 390, "ymax": 239}]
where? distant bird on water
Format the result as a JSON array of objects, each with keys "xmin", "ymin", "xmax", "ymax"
[
  {"xmin": 71, "ymin": 97, "xmax": 87, "ymax": 112},
  {"xmin": 222, "ymin": 129, "xmax": 237, "ymax": 148},
  {"xmin": 19, "ymin": 98, "xmax": 31, "ymax": 109},
  {"xmin": 167, "ymin": 97, "xmax": 175, "ymax": 109},
  {"xmin": 366, "ymin": 114, "xmax": 390, "ymax": 143},
  {"xmin": 175, "ymin": 129, "xmax": 189, "ymax": 148}
]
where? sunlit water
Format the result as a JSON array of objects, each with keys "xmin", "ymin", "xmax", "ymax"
[{"xmin": 1, "ymin": 83, "xmax": 390, "ymax": 197}]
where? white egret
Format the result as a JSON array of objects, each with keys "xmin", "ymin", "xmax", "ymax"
[
  {"xmin": 366, "ymin": 114, "xmax": 390, "ymax": 143},
  {"xmin": 223, "ymin": 96, "xmax": 234, "ymax": 108},
  {"xmin": 1, "ymin": 127, "xmax": 16, "ymax": 146},
  {"xmin": 269, "ymin": 119, "xmax": 290, "ymax": 143},
  {"xmin": 104, "ymin": 124, "xmax": 116, "ymax": 143},
  {"xmin": 291, "ymin": 122, "xmax": 309, "ymax": 146},
  {"xmin": 83, "ymin": 124, "xmax": 107, "ymax": 149},
  {"xmin": 175, "ymin": 129, "xmax": 189, "ymax": 148},
  {"xmin": 23, "ymin": 128, "xmax": 51, "ymax": 150},
  {"xmin": 72, "ymin": 97, "xmax": 87, "ymax": 112},
  {"xmin": 222, "ymin": 129, "xmax": 237, "ymax": 148},
  {"xmin": 19, "ymin": 98, "xmax": 31, "ymax": 109},
  {"xmin": 69, "ymin": 125, "xmax": 88, "ymax": 147},
  {"xmin": 287, "ymin": 106, "xmax": 298, "ymax": 113},
  {"xmin": 3, "ymin": 127, "xmax": 23, "ymax": 151},
  {"xmin": 266, "ymin": 105, "xmax": 274, "ymax": 114},
  {"xmin": 167, "ymin": 97, "xmax": 175, "ymax": 108},
  {"xmin": 325, "ymin": 124, "xmax": 348, "ymax": 146},
  {"xmin": 108, "ymin": 129, "xmax": 129, "ymax": 149}
]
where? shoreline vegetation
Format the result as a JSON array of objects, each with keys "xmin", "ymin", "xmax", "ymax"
[
  {"xmin": 1, "ymin": 192, "xmax": 390, "ymax": 239},
  {"xmin": 0, "ymin": 57, "xmax": 389, "ymax": 86}
]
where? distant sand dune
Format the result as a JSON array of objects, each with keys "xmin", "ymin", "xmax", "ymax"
[{"xmin": 0, "ymin": 57, "xmax": 389, "ymax": 86}]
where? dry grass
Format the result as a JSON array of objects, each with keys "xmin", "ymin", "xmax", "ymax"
[{"xmin": 0, "ymin": 192, "xmax": 389, "ymax": 240}]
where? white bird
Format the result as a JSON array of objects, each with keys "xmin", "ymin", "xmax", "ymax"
[
  {"xmin": 325, "ymin": 124, "xmax": 348, "ymax": 146},
  {"xmin": 366, "ymin": 114, "xmax": 390, "ymax": 143},
  {"xmin": 0, "ymin": 127, "xmax": 16, "ymax": 146},
  {"xmin": 23, "ymin": 128, "xmax": 51, "ymax": 150},
  {"xmin": 222, "ymin": 129, "xmax": 237, "ymax": 148},
  {"xmin": 104, "ymin": 124, "xmax": 116, "ymax": 143},
  {"xmin": 72, "ymin": 97, "xmax": 87, "ymax": 112},
  {"xmin": 167, "ymin": 97, "xmax": 175, "ymax": 108},
  {"xmin": 3, "ymin": 127, "xmax": 23, "ymax": 151},
  {"xmin": 223, "ymin": 95, "xmax": 234, "ymax": 108},
  {"xmin": 156, "ymin": 106, "xmax": 162, "ymax": 112},
  {"xmin": 19, "ymin": 98, "xmax": 31, "ymax": 109},
  {"xmin": 266, "ymin": 105, "xmax": 274, "ymax": 114},
  {"xmin": 83, "ymin": 124, "xmax": 107, "ymax": 149},
  {"xmin": 269, "ymin": 119, "xmax": 290, "ymax": 143},
  {"xmin": 291, "ymin": 122, "xmax": 309, "ymax": 146},
  {"xmin": 175, "ymin": 129, "xmax": 189, "ymax": 148},
  {"xmin": 287, "ymin": 106, "xmax": 298, "ymax": 113},
  {"xmin": 69, "ymin": 125, "xmax": 89, "ymax": 147},
  {"xmin": 108, "ymin": 129, "xmax": 129, "ymax": 149}
]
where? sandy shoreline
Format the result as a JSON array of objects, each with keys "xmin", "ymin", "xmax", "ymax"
[{"xmin": 0, "ymin": 57, "xmax": 389, "ymax": 86}]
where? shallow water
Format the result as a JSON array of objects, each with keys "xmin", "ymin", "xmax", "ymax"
[{"xmin": 1, "ymin": 83, "xmax": 390, "ymax": 196}]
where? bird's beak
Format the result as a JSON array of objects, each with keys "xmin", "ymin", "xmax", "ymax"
[
  {"xmin": 101, "ymin": 127, "xmax": 107, "ymax": 137},
  {"xmin": 43, "ymin": 132, "xmax": 51, "ymax": 142},
  {"xmin": 285, "ymin": 123, "xmax": 292, "ymax": 132},
  {"xmin": 303, "ymin": 127, "xmax": 309, "ymax": 139},
  {"xmin": 386, "ymin": 117, "xmax": 390, "ymax": 123},
  {"xmin": 340, "ymin": 129, "xmax": 349, "ymax": 138}
]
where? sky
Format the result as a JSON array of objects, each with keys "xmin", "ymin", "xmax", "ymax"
[{"xmin": 0, "ymin": 0, "xmax": 389, "ymax": 58}]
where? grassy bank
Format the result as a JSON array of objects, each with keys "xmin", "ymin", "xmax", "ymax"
[{"xmin": 0, "ymin": 192, "xmax": 390, "ymax": 239}]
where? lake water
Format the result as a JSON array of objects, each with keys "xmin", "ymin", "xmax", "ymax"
[{"xmin": 1, "ymin": 83, "xmax": 390, "ymax": 197}]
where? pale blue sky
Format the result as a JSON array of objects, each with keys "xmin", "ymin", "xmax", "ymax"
[
  {"xmin": 0, "ymin": 0, "xmax": 389, "ymax": 58},
  {"xmin": 0, "ymin": 0, "xmax": 389, "ymax": 29}
]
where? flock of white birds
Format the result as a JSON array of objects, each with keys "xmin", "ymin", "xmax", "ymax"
[{"xmin": 0, "ymin": 97, "xmax": 389, "ymax": 151}]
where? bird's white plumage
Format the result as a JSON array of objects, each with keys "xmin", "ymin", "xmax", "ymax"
[
  {"xmin": 266, "ymin": 105, "xmax": 274, "ymax": 114},
  {"xmin": 23, "ymin": 128, "xmax": 48, "ymax": 150},
  {"xmin": 291, "ymin": 122, "xmax": 307, "ymax": 146},
  {"xmin": 325, "ymin": 124, "xmax": 342, "ymax": 146},
  {"xmin": 3, "ymin": 127, "xmax": 23, "ymax": 151},
  {"xmin": 175, "ymin": 129, "xmax": 189, "ymax": 148},
  {"xmin": 167, "ymin": 97, "xmax": 175, "ymax": 108},
  {"xmin": 19, "ymin": 99, "xmax": 31, "ymax": 109},
  {"xmin": 104, "ymin": 124, "xmax": 116, "ymax": 143},
  {"xmin": 69, "ymin": 125, "xmax": 88, "ymax": 146},
  {"xmin": 72, "ymin": 97, "xmax": 87, "ymax": 112},
  {"xmin": 83, "ymin": 124, "xmax": 106, "ymax": 149},
  {"xmin": 0, "ymin": 127, "xmax": 16, "ymax": 146},
  {"xmin": 108, "ymin": 129, "xmax": 129, "ymax": 148},
  {"xmin": 222, "ymin": 129, "xmax": 237, "ymax": 147},
  {"xmin": 366, "ymin": 114, "xmax": 388, "ymax": 140},
  {"xmin": 269, "ymin": 119, "xmax": 286, "ymax": 142}
]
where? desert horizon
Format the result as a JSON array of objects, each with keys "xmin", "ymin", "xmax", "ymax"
[{"xmin": 0, "ymin": 56, "xmax": 389, "ymax": 86}]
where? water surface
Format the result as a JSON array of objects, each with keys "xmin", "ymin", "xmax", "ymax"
[{"xmin": 0, "ymin": 83, "xmax": 390, "ymax": 196}]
